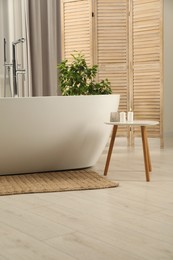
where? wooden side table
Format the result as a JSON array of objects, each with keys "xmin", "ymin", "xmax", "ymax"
[{"xmin": 104, "ymin": 120, "xmax": 159, "ymax": 182}]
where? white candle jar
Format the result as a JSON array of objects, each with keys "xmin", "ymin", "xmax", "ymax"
[
  {"xmin": 120, "ymin": 112, "xmax": 126, "ymax": 123},
  {"xmin": 127, "ymin": 111, "xmax": 134, "ymax": 122}
]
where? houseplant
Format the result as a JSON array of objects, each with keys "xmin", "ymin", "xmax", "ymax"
[{"xmin": 58, "ymin": 52, "xmax": 112, "ymax": 95}]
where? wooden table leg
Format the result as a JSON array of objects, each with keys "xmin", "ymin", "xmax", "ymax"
[
  {"xmin": 104, "ymin": 125, "xmax": 118, "ymax": 176},
  {"xmin": 141, "ymin": 126, "xmax": 151, "ymax": 182},
  {"xmin": 146, "ymin": 133, "xmax": 152, "ymax": 172}
]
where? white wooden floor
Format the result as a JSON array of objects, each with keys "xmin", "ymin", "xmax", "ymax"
[{"xmin": 0, "ymin": 136, "xmax": 173, "ymax": 260}]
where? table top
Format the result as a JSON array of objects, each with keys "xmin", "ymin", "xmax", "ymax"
[{"xmin": 105, "ymin": 120, "xmax": 159, "ymax": 126}]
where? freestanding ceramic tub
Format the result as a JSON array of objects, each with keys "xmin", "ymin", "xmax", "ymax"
[{"xmin": 0, "ymin": 94, "xmax": 119, "ymax": 175}]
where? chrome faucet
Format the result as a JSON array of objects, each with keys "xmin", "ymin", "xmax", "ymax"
[
  {"xmin": 12, "ymin": 38, "xmax": 25, "ymax": 97},
  {"xmin": 3, "ymin": 38, "xmax": 13, "ymax": 97}
]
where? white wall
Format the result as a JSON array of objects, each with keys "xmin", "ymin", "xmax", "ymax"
[{"xmin": 164, "ymin": 0, "xmax": 173, "ymax": 136}]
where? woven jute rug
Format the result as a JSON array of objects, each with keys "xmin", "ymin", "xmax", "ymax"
[{"xmin": 0, "ymin": 169, "xmax": 119, "ymax": 196}]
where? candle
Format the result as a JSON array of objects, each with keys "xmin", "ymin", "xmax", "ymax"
[
  {"xmin": 127, "ymin": 111, "xmax": 134, "ymax": 122},
  {"xmin": 110, "ymin": 112, "xmax": 119, "ymax": 122},
  {"xmin": 120, "ymin": 112, "xmax": 126, "ymax": 122}
]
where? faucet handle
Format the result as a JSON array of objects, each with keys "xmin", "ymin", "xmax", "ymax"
[{"xmin": 16, "ymin": 69, "xmax": 25, "ymax": 74}]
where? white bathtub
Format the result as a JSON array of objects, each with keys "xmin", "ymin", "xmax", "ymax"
[{"xmin": 0, "ymin": 95, "xmax": 119, "ymax": 175}]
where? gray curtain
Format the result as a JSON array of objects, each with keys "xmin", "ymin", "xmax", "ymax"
[{"xmin": 28, "ymin": 0, "xmax": 61, "ymax": 96}]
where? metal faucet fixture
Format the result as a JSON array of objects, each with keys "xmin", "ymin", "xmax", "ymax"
[
  {"xmin": 12, "ymin": 38, "xmax": 25, "ymax": 45},
  {"xmin": 3, "ymin": 38, "xmax": 13, "ymax": 97},
  {"xmin": 12, "ymin": 37, "xmax": 25, "ymax": 96}
]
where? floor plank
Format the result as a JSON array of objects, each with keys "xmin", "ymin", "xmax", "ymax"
[{"xmin": 0, "ymin": 137, "xmax": 173, "ymax": 260}]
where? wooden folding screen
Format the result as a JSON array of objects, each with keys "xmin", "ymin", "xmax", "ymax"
[
  {"xmin": 61, "ymin": 0, "xmax": 163, "ymax": 145},
  {"xmin": 61, "ymin": 0, "xmax": 93, "ymax": 65},
  {"xmin": 131, "ymin": 0, "xmax": 163, "ymax": 146},
  {"xmin": 93, "ymin": 0, "xmax": 129, "ymax": 136}
]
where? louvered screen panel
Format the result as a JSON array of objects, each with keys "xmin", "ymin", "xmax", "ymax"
[
  {"xmin": 61, "ymin": 0, "xmax": 92, "ymax": 65},
  {"xmin": 132, "ymin": 0, "xmax": 163, "ymax": 140},
  {"xmin": 95, "ymin": 0, "xmax": 129, "ymax": 136}
]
